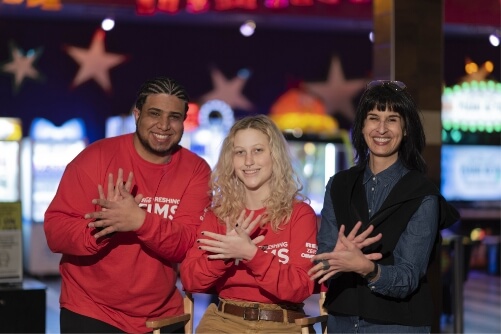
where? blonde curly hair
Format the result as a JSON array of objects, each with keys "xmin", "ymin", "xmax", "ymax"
[{"xmin": 211, "ymin": 114, "xmax": 308, "ymax": 231}]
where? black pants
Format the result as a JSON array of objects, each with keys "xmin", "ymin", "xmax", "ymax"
[
  {"xmin": 60, "ymin": 308, "xmax": 184, "ymax": 333},
  {"xmin": 60, "ymin": 308, "xmax": 122, "ymax": 333}
]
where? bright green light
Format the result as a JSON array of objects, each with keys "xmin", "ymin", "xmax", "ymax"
[
  {"xmin": 450, "ymin": 129, "xmax": 462, "ymax": 143},
  {"xmin": 442, "ymin": 129, "xmax": 448, "ymax": 141}
]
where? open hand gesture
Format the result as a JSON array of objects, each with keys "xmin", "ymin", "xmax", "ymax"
[
  {"xmin": 98, "ymin": 168, "xmax": 134, "ymax": 203},
  {"xmin": 197, "ymin": 210, "xmax": 265, "ymax": 262},
  {"xmin": 85, "ymin": 169, "xmax": 144, "ymax": 239},
  {"xmin": 308, "ymin": 222, "xmax": 383, "ymax": 283}
]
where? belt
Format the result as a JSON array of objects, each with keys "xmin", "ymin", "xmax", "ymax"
[{"xmin": 217, "ymin": 302, "xmax": 305, "ymax": 323}]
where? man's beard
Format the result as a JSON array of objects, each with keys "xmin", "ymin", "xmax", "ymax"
[{"xmin": 136, "ymin": 129, "xmax": 183, "ymax": 157}]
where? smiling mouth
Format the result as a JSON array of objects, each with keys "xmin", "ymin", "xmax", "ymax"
[
  {"xmin": 243, "ymin": 169, "xmax": 259, "ymax": 174},
  {"xmin": 153, "ymin": 133, "xmax": 170, "ymax": 140},
  {"xmin": 374, "ymin": 137, "xmax": 390, "ymax": 143}
]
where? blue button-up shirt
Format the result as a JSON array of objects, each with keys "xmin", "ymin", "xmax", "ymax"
[{"xmin": 317, "ymin": 159, "xmax": 439, "ymax": 298}]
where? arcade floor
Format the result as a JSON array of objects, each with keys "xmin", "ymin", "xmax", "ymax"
[{"xmin": 40, "ymin": 269, "xmax": 500, "ymax": 333}]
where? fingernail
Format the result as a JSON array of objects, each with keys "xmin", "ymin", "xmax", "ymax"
[
  {"xmin": 198, "ymin": 246, "xmax": 201, "ymax": 250},
  {"xmin": 235, "ymin": 223, "xmax": 239, "ymax": 227},
  {"xmin": 196, "ymin": 240, "xmax": 200, "ymax": 243},
  {"xmin": 201, "ymin": 232, "xmax": 205, "ymax": 235}
]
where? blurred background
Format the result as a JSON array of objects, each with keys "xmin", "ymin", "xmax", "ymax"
[{"xmin": 0, "ymin": 0, "xmax": 499, "ymax": 333}]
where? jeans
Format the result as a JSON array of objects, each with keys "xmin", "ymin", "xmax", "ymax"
[{"xmin": 327, "ymin": 314, "xmax": 430, "ymax": 333}]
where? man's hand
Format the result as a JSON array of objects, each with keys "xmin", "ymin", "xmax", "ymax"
[{"xmin": 86, "ymin": 169, "xmax": 144, "ymax": 239}]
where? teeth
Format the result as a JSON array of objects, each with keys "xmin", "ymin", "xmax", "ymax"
[
  {"xmin": 244, "ymin": 170, "xmax": 258, "ymax": 174},
  {"xmin": 154, "ymin": 134, "xmax": 169, "ymax": 140},
  {"xmin": 374, "ymin": 138, "xmax": 390, "ymax": 143}
]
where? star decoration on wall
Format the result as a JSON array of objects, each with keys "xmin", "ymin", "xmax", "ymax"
[
  {"xmin": 302, "ymin": 56, "xmax": 367, "ymax": 122},
  {"xmin": 1, "ymin": 42, "xmax": 43, "ymax": 93},
  {"xmin": 65, "ymin": 29, "xmax": 127, "ymax": 94},
  {"xmin": 200, "ymin": 67, "xmax": 253, "ymax": 111}
]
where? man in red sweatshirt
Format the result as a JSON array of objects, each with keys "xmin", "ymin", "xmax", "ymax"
[{"xmin": 44, "ymin": 76, "xmax": 211, "ymax": 333}]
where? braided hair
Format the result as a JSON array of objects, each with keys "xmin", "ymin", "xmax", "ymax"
[{"xmin": 134, "ymin": 76, "xmax": 190, "ymax": 112}]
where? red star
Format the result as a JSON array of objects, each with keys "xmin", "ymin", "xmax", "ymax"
[
  {"xmin": 65, "ymin": 29, "xmax": 127, "ymax": 93},
  {"xmin": 303, "ymin": 56, "xmax": 367, "ymax": 122},
  {"xmin": 1, "ymin": 42, "xmax": 43, "ymax": 93},
  {"xmin": 200, "ymin": 68, "xmax": 253, "ymax": 111}
]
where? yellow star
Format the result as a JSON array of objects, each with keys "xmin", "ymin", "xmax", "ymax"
[
  {"xmin": 65, "ymin": 29, "xmax": 127, "ymax": 93},
  {"xmin": 200, "ymin": 68, "xmax": 253, "ymax": 111},
  {"xmin": 1, "ymin": 42, "xmax": 43, "ymax": 93},
  {"xmin": 303, "ymin": 56, "xmax": 367, "ymax": 122}
]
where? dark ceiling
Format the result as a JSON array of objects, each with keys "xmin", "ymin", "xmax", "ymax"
[
  {"xmin": 0, "ymin": 0, "xmax": 499, "ymax": 35},
  {"xmin": 0, "ymin": 0, "xmax": 499, "ymax": 143}
]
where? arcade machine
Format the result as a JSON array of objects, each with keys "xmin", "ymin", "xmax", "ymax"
[
  {"xmin": 0, "ymin": 117, "xmax": 23, "ymax": 284},
  {"xmin": 105, "ymin": 113, "xmax": 136, "ymax": 138},
  {"xmin": 269, "ymin": 87, "xmax": 354, "ymax": 214},
  {"xmin": 189, "ymin": 99, "xmax": 234, "ymax": 168},
  {"xmin": 285, "ymin": 132, "xmax": 352, "ymax": 214},
  {"xmin": 441, "ymin": 80, "xmax": 501, "ymax": 211},
  {"xmin": 0, "ymin": 117, "xmax": 47, "ymax": 334},
  {"xmin": 21, "ymin": 118, "xmax": 87, "ymax": 276}
]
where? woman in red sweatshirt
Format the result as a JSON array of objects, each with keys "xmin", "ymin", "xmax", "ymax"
[{"xmin": 180, "ymin": 114, "xmax": 318, "ymax": 333}]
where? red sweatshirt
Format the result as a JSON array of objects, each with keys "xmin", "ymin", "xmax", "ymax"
[
  {"xmin": 180, "ymin": 202, "xmax": 318, "ymax": 304},
  {"xmin": 44, "ymin": 133, "xmax": 211, "ymax": 333}
]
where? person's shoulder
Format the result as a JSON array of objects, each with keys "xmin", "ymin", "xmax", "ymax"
[
  {"xmin": 68, "ymin": 134, "xmax": 128, "ymax": 164},
  {"xmin": 332, "ymin": 165, "xmax": 361, "ymax": 183},
  {"xmin": 177, "ymin": 147, "xmax": 211, "ymax": 168},
  {"xmin": 178, "ymin": 146, "xmax": 201, "ymax": 159},
  {"xmin": 293, "ymin": 201, "xmax": 317, "ymax": 217},
  {"xmin": 401, "ymin": 170, "xmax": 437, "ymax": 190},
  {"xmin": 84, "ymin": 133, "xmax": 130, "ymax": 152}
]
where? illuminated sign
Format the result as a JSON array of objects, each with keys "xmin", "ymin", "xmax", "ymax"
[
  {"xmin": 441, "ymin": 145, "xmax": 501, "ymax": 202},
  {"xmin": 22, "ymin": 118, "xmax": 87, "ymax": 223},
  {"xmin": 2, "ymin": 0, "xmax": 62, "ymax": 10},
  {"xmin": 0, "ymin": 118, "xmax": 22, "ymax": 141},
  {"xmin": 0, "ymin": 142, "xmax": 20, "ymax": 202},
  {"xmin": 442, "ymin": 80, "xmax": 501, "ymax": 133}
]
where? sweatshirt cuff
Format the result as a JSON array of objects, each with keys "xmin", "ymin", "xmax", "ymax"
[
  {"xmin": 207, "ymin": 257, "xmax": 235, "ymax": 273},
  {"xmin": 241, "ymin": 248, "xmax": 270, "ymax": 271}
]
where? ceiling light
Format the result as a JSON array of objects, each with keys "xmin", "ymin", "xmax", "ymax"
[
  {"xmin": 489, "ymin": 32, "xmax": 500, "ymax": 47},
  {"xmin": 101, "ymin": 18, "xmax": 115, "ymax": 31},
  {"xmin": 240, "ymin": 20, "xmax": 256, "ymax": 37}
]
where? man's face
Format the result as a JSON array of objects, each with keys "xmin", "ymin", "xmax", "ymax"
[{"xmin": 133, "ymin": 93, "xmax": 186, "ymax": 164}]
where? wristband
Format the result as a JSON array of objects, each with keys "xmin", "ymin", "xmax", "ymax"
[{"xmin": 363, "ymin": 262, "xmax": 378, "ymax": 281}]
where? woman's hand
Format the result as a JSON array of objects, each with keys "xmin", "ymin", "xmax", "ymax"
[
  {"xmin": 308, "ymin": 222, "xmax": 383, "ymax": 283},
  {"xmin": 197, "ymin": 210, "xmax": 265, "ymax": 262},
  {"xmin": 225, "ymin": 210, "xmax": 262, "ymax": 237},
  {"xmin": 335, "ymin": 221, "xmax": 382, "ymax": 252}
]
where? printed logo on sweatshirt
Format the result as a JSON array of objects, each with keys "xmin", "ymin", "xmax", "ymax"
[
  {"xmin": 302, "ymin": 242, "xmax": 317, "ymax": 259},
  {"xmin": 261, "ymin": 241, "xmax": 317, "ymax": 263},
  {"xmin": 261, "ymin": 241, "xmax": 289, "ymax": 264},
  {"xmin": 139, "ymin": 196, "xmax": 179, "ymax": 220}
]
